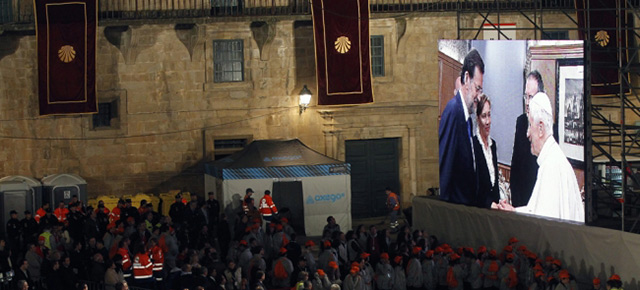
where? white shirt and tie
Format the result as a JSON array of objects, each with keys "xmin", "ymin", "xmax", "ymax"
[{"xmin": 459, "ymin": 91, "xmax": 476, "ymax": 170}]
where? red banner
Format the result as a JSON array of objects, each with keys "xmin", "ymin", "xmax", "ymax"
[
  {"xmin": 311, "ymin": 0, "xmax": 373, "ymax": 105},
  {"xmin": 576, "ymin": 0, "xmax": 630, "ymax": 96},
  {"xmin": 35, "ymin": 0, "xmax": 97, "ymax": 115}
]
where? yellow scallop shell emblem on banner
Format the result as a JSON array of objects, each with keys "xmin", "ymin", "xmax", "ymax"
[
  {"xmin": 58, "ymin": 45, "xmax": 76, "ymax": 63},
  {"xmin": 334, "ymin": 36, "xmax": 351, "ymax": 54},
  {"xmin": 595, "ymin": 30, "xmax": 609, "ymax": 47}
]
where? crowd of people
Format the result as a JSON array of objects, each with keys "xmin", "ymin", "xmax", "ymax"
[{"xmin": 0, "ymin": 190, "xmax": 626, "ymax": 290}]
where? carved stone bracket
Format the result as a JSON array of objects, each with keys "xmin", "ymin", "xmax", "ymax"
[
  {"xmin": 0, "ymin": 33, "xmax": 22, "ymax": 62},
  {"xmin": 250, "ymin": 20, "xmax": 277, "ymax": 61},
  {"xmin": 175, "ymin": 23, "xmax": 205, "ymax": 62},
  {"xmin": 395, "ymin": 18, "xmax": 407, "ymax": 52},
  {"xmin": 104, "ymin": 25, "xmax": 158, "ymax": 65}
]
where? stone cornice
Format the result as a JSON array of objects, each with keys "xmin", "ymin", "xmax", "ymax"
[{"xmin": 317, "ymin": 101, "xmax": 435, "ymax": 120}]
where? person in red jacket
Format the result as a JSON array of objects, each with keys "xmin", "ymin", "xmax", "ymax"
[
  {"xmin": 35, "ymin": 202, "xmax": 50, "ymax": 223},
  {"xmin": 110, "ymin": 199, "xmax": 125, "ymax": 224},
  {"xmin": 53, "ymin": 201, "xmax": 69, "ymax": 224},
  {"xmin": 132, "ymin": 244, "xmax": 154, "ymax": 289},
  {"xmin": 259, "ymin": 190, "xmax": 278, "ymax": 224},
  {"xmin": 148, "ymin": 237, "xmax": 165, "ymax": 286},
  {"xmin": 117, "ymin": 238, "xmax": 133, "ymax": 281}
]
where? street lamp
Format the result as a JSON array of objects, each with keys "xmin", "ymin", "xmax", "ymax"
[{"xmin": 299, "ymin": 85, "xmax": 312, "ymax": 114}]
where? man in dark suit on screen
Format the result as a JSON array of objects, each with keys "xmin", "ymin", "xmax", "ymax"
[
  {"xmin": 439, "ymin": 49, "xmax": 484, "ymax": 206},
  {"xmin": 509, "ymin": 71, "xmax": 543, "ymax": 207}
]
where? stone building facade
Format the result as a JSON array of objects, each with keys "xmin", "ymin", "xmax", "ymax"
[{"xmin": 0, "ymin": 6, "xmax": 580, "ymax": 209}]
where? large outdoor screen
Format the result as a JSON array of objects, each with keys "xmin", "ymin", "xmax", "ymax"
[{"xmin": 437, "ymin": 40, "xmax": 585, "ymax": 223}]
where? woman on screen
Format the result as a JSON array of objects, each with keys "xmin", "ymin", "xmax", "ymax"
[{"xmin": 473, "ymin": 94, "xmax": 500, "ymax": 208}]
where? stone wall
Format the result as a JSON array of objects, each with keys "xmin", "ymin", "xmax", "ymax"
[{"xmin": 0, "ymin": 11, "xmax": 579, "ymax": 206}]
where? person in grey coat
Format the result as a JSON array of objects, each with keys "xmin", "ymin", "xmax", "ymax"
[
  {"xmin": 25, "ymin": 244, "xmax": 42, "ymax": 280},
  {"xmin": 375, "ymin": 253, "xmax": 394, "ymax": 290}
]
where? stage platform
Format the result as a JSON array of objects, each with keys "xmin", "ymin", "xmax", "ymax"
[{"xmin": 412, "ymin": 196, "xmax": 640, "ymax": 290}]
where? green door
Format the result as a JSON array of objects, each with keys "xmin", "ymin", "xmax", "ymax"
[{"xmin": 346, "ymin": 138, "xmax": 400, "ymax": 218}]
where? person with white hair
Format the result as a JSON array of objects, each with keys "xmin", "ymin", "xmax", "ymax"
[{"xmin": 497, "ymin": 92, "xmax": 584, "ymax": 223}]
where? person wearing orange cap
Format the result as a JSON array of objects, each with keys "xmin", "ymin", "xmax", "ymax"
[
  {"xmin": 519, "ymin": 250, "xmax": 537, "ymax": 287},
  {"xmin": 237, "ymin": 240, "xmax": 253, "ymax": 275},
  {"xmin": 273, "ymin": 223, "xmax": 291, "ymax": 252},
  {"xmin": 303, "ymin": 240, "xmax": 317, "ymax": 275},
  {"xmin": 318, "ymin": 240, "xmax": 338, "ymax": 275},
  {"xmin": 435, "ymin": 247, "xmax": 450, "ymax": 290},
  {"xmin": 606, "ymin": 275, "xmax": 623, "ymax": 290},
  {"xmin": 273, "ymin": 247, "xmax": 294, "ymax": 288},
  {"xmin": 359, "ymin": 253, "xmax": 375, "ymax": 290},
  {"xmin": 482, "ymin": 250, "xmax": 501, "ymax": 290},
  {"xmin": 392, "ymin": 256, "xmax": 407, "ymax": 290},
  {"xmin": 422, "ymin": 250, "xmax": 437, "ymax": 290},
  {"xmin": 465, "ymin": 249, "xmax": 483, "ymax": 290},
  {"xmin": 531, "ymin": 271, "xmax": 547, "ymax": 290},
  {"xmin": 327, "ymin": 261, "xmax": 341, "ymax": 285},
  {"xmin": 499, "ymin": 245, "xmax": 513, "ymax": 264},
  {"xmin": 549, "ymin": 259, "xmax": 561, "ymax": 280},
  {"xmin": 243, "ymin": 224, "xmax": 262, "ymax": 248},
  {"xmin": 477, "ymin": 246, "xmax": 487, "ymax": 257},
  {"xmin": 555, "ymin": 270, "xmax": 572, "ymax": 290},
  {"xmin": 385, "ymin": 187, "xmax": 401, "ymax": 230},
  {"xmin": 498, "ymin": 253, "xmax": 518, "ymax": 290},
  {"xmin": 313, "ymin": 269, "xmax": 332, "ymax": 290},
  {"xmin": 407, "ymin": 247, "xmax": 424, "ymax": 290},
  {"xmin": 344, "ymin": 266, "xmax": 364, "ymax": 290},
  {"xmin": 376, "ymin": 253, "xmax": 394, "ymax": 290},
  {"xmin": 592, "ymin": 278, "xmax": 602, "ymax": 290},
  {"xmin": 446, "ymin": 253, "xmax": 465, "ymax": 290}
]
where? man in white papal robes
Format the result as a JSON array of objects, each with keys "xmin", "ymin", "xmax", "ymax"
[{"xmin": 498, "ymin": 92, "xmax": 584, "ymax": 223}]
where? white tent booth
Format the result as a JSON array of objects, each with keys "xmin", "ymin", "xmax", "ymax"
[{"xmin": 205, "ymin": 139, "xmax": 352, "ymax": 236}]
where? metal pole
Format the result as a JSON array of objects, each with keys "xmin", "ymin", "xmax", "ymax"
[{"xmin": 617, "ymin": 0, "xmax": 625, "ymax": 231}]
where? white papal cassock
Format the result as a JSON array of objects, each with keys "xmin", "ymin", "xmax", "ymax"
[{"xmin": 516, "ymin": 137, "xmax": 585, "ymax": 223}]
